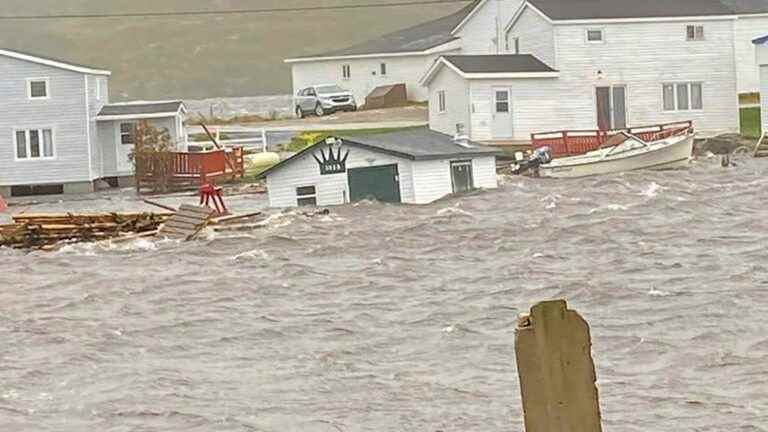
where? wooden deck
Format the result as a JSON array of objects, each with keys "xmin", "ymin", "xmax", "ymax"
[{"xmin": 136, "ymin": 148, "xmax": 245, "ymax": 192}]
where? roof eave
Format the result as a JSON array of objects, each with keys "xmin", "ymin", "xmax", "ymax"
[
  {"xmin": 96, "ymin": 112, "xmax": 182, "ymax": 122},
  {"xmin": 0, "ymin": 49, "xmax": 111, "ymax": 76},
  {"xmin": 450, "ymin": 0, "xmax": 488, "ymax": 35},
  {"xmin": 284, "ymin": 39, "xmax": 461, "ymax": 64}
]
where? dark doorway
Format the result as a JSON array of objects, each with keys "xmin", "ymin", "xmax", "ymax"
[
  {"xmin": 596, "ymin": 85, "xmax": 627, "ymax": 130},
  {"xmin": 348, "ymin": 164, "xmax": 401, "ymax": 203},
  {"xmin": 451, "ymin": 160, "xmax": 474, "ymax": 193}
]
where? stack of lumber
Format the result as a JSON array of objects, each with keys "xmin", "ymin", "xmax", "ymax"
[
  {"xmin": 158, "ymin": 204, "xmax": 215, "ymax": 240},
  {"xmin": 0, "ymin": 212, "xmax": 172, "ymax": 250}
]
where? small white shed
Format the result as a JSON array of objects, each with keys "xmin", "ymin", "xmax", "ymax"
[{"xmin": 259, "ymin": 127, "xmax": 501, "ymax": 208}]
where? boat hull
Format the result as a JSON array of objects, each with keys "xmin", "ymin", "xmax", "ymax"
[{"xmin": 540, "ymin": 135, "xmax": 694, "ymax": 179}]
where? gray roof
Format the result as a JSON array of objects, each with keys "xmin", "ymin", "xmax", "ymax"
[
  {"xmin": 527, "ymin": 0, "xmax": 740, "ymax": 20},
  {"xmin": 260, "ymin": 127, "xmax": 502, "ymax": 178},
  {"xmin": 97, "ymin": 101, "xmax": 184, "ymax": 118},
  {"xmin": 443, "ymin": 54, "xmax": 557, "ymax": 73},
  {"xmin": 720, "ymin": 0, "xmax": 768, "ymax": 13},
  {"xmin": 292, "ymin": 1, "xmax": 480, "ymax": 59}
]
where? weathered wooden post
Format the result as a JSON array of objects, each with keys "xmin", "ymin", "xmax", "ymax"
[{"xmin": 515, "ymin": 300, "xmax": 602, "ymax": 432}]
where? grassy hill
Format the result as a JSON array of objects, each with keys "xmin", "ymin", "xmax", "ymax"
[{"xmin": 0, "ymin": 0, "xmax": 468, "ymax": 100}]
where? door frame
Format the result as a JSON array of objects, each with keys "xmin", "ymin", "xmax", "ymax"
[
  {"xmin": 347, "ymin": 163, "xmax": 402, "ymax": 203},
  {"xmin": 594, "ymin": 84, "xmax": 628, "ymax": 130},
  {"xmin": 115, "ymin": 120, "xmax": 136, "ymax": 173},
  {"xmin": 491, "ymin": 87, "xmax": 513, "ymax": 138},
  {"xmin": 450, "ymin": 160, "xmax": 475, "ymax": 193}
]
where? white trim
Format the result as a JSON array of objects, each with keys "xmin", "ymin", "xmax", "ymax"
[
  {"xmin": 505, "ymin": 2, "xmax": 553, "ymax": 32},
  {"xmin": 585, "ymin": 28, "xmax": 605, "ymax": 44},
  {"xmin": 450, "ymin": 0, "xmax": 489, "ymax": 34},
  {"xmin": 13, "ymin": 127, "xmax": 57, "ymax": 161},
  {"xmin": 96, "ymin": 112, "xmax": 181, "ymax": 121},
  {"xmin": 26, "ymin": 77, "xmax": 50, "ymax": 100},
  {"xmin": 85, "ymin": 75, "xmax": 94, "ymax": 180},
  {"xmin": 662, "ymin": 82, "xmax": 704, "ymax": 112},
  {"xmin": 551, "ymin": 14, "xmax": 737, "ymax": 25},
  {"xmin": 284, "ymin": 39, "xmax": 461, "ymax": 63},
  {"xmin": 0, "ymin": 49, "xmax": 111, "ymax": 76}
]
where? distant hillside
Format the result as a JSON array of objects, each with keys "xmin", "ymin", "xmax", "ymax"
[{"xmin": 0, "ymin": 0, "xmax": 469, "ymax": 100}]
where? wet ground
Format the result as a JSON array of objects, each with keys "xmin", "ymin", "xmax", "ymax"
[{"xmin": 2, "ymin": 157, "xmax": 768, "ymax": 431}]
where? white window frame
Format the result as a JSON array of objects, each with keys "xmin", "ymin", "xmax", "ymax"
[
  {"xmin": 686, "ymin": 24, "xmax": 705, "ymax": 41},
  {"xmin": 27, "ymin": 78, "xmax": 50, "ymax": 100},
  {"xmin": 437, "ymin": 90, "xmax": 447, "ymax": 114},
  {"xmin": 13, "ymin": 128, "xmax": 56, "ymax": 161},
  {"xmin": 96, "ymin": 78, "xmax": 102, "ymax": 101},
  {"xmin": 296, "ymin": 186, "xmax": 317, "ymax": 206},
  {"xmin": 120, "ymin": 122, "xmax": 136, "ymax": 145},
  {"xmin": 380, "ymin": 63, "xmax": 387, "ymax": 76},
  {"xmin": 585, "ymin": 28, "xmax": 605, "ymax": 44},
  {"xmin": 662, "ymin": 82, "xmax": 703, "ymax": 112},
  {"xmin": 342, "ymin": 64, "xmax": 351, "ymax": 80}
]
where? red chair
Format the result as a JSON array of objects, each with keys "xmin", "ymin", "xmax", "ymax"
[{"xmin": 199, "ymin": 182, "xmax": 227, "ymax": 215}]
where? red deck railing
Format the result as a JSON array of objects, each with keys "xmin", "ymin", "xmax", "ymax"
[
  {"xmin": 531, "ymin": 121, "xmax": 694, "ymax": 157},
  {"xmin": 137, "ymin": 148, "xmax": 245, "ymax": 191}
]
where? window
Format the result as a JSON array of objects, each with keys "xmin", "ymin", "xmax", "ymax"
[
  {"xmin": 663, "ymin": 83, "xmax": 703, "ymax": 111},
  {"xmin": 120, "ymin": 123, "xmax": 135, "ymax": 145},
  {"xmin": 27, "ymin": 79, "xmax": 49, "ymax": 99},
  {"xmin": 586, "ymin": 29, "xmax": 604, "ymax": 43},
  {"xmin": 437, "ymin": 90, "xmax": 447, "ymax": 113},
  {"xmin": 96, "ymin": 79, "xmax": 102, "ymax": 101},
  {"xmin": 514, "ymin": 37, "xmax": 520, "ymax": 54},
  {"xmin": 342, "ymin": 64, "xmax": 351, "ymax": 79},
  {"xmin": 15, "ymin": 128, "xmax": 54, "ymax": 159},
  {"xmin": 495, "ymin": 90, "xmax": 510, "ymax": 113},
  {"xmin": 380, "ymin": 63, "xmax": 387, "ymax": 76},
  {"xmin": 296, "ymin": 186, "xmax": 317, "ymax": 206},
  {"xmin": 686, "ymin": 25, "xmax": 704, "ymax": 41}
]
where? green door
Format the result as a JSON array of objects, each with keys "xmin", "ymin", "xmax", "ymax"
[{"xmin": 348, "ymin": 164, "xmax": 402, "ymax": 203}]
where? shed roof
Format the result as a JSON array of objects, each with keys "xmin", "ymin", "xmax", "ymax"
[
  {"xmin": 0, "ymin": 48, "xmax": 111, "ymax": 76},
  {"xmin": 285, "ymin": 1, "xmax": 480, "ymax": 62},
  {"xmin": 259, "ymin": 127, "xmax": 502, "ymax": 178},
  {"xmin": 421, "ymin": 54, "xmax": 558, "ymax": 85},
  {"xmin": 719, "ymin": 0, "xmax": 768, "ymax": 14},
  {"xmin": 96, "ymin": 101, "xmax": 185, "ymax": 121},
  {"xmin": 526, "ymin": 0, "xmax": 738, "ymax": 20},
  {"xmin": 443, "ymin": 54, "xmax": 557, "ymax": 74}
]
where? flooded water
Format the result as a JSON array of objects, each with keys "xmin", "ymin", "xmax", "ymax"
[{"xmin": 3, "ymin": 158, "xmax": 768, "ymax": 431}]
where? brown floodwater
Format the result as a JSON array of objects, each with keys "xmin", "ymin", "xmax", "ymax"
[{"xmin": 2, "ymin": 157, "xmax": 768, "ymax": 431}]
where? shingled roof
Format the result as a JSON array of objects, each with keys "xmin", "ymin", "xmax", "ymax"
[
  {"xmin": 96, "ymin": 101, "xmax": 185, "ymax": 120},
  {"xmin": 526, "ymin": 0, "xmax": 766, "ymax": 20},
  {"xmin": 443, "ymin": 54, "xmax": 557, "ymax": 74},
  {"xmin": 286, "ymin": 1, "xmax": 480, "ymax": 61}
]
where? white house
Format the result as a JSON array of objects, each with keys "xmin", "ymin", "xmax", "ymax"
[
  {"xmin": 285, "ymin": 0, "xmax": 768, "ymax": 117},
  {"xmin": 420, "ymin": 0, "xmax": 768, "ymax": 143},
  {"xmin": 259, "ymin": 127, "xmax": 501, "ymax": 208},
  {"xmin": 753, "ymin": 34, "xmax": 768, "ymax": 134},
  {"xmin": 0, "ymin": 48, "xmax": 187, "ymax": 197}
]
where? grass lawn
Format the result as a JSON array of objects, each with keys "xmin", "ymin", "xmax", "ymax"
[{"xmin": 740, "ymin": 106, "xmax": 762, "ymax": 139}]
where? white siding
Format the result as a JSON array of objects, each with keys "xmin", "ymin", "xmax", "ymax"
[
  {"xmin": 469, "ymin": 77, "xmax": 561, "ymax": 141},
  {"xmin": 411, "ymin": 156, "xmax": 497, "ymax": 203},
  {"xmin": 428, "ymin": 66, "xmax": 471, "ymax": 137},
  {"xmin": 266, "ymin": 145, "xmax": 415, "ymax": 208},
  {"xmin": 0, "ymin": 56, "xmax": 91, "ymax": 186},
  {"xmin": 86, "ymin": 75, "xmax": 109, "ymax": 179},
  {"xmin": 290, "ymin": 53, "xmax": 453, "ymax": 104},
  {"xmin": 505, "ymin": 6, "xmax": 556, "ymax": 67},
  {"xmin": 98, "ymin": 116, "xmax": 182, "ymax": 178},
  {"xmin": 553, "ymin": 20, "xmax": 739, "ymax": 135},
  {"xmin": 734, "ymin": 16, "xmax": 768, "ymax": 94},
  {"xmin": 471, "ymin": 156, "xmax": 498, "ymax": 189},
  {"xmin": 456, "ymin": 0, "xmax": 524, "ymax": 54}
]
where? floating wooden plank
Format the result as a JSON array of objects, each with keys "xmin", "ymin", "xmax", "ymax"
[{"xmin": 158, "ymin": 204, "xmax": 215, "ymax": 240}]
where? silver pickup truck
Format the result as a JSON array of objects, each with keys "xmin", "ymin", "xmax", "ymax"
[{"xmin": 295, "ymin": 84, "xmax": 357, "ymax": 118}]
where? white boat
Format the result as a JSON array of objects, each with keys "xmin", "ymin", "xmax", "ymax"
[{"xmin": 539, "ymin": 131, "xmax": 694, "ymax": 178}]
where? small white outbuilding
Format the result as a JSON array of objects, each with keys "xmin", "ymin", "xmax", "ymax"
[{"xmin": 259, "ymin": 127, "xmax": 502, "ymax": 208}]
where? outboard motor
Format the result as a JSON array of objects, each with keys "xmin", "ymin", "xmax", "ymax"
[{"xmin": 512, "ymin": 146, "xmax": 552, "ymax": 176}]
